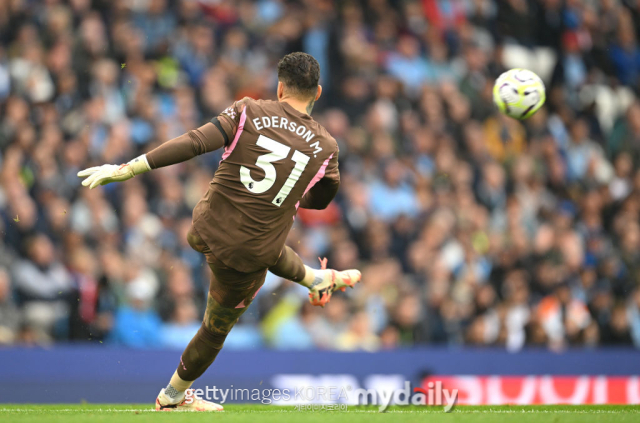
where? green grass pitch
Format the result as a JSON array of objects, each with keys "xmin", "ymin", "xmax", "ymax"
[{"xmin": 1, "ymin": 404, "xmax": 639, "ymax": 423}]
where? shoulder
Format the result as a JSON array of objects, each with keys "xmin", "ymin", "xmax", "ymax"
[
  {"xmin": 313, "ymin": 120, "xmax": 339, "ymax": 152},
  {"xmin": 219, "ymin": 97, "xmax": 256, "ymax": 123},
  {"xmin": 238, "ymin": 96, "xmax": 256, "ymax": 107},
  {"xmin": 241, "ymin": 97, "xmax": 280, "ymax": 109},
  {"xmin": 223, "ymin": 97, "xmax": 255, "ymax": 112},
  {"xmin": 232, "ymin": 98, "xmax": 287, "ymax": 117},
  {"xmin": 251, "ymin": 98, "xmax": 285, "ymax": 113}
]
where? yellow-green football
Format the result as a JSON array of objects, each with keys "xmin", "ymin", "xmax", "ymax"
[{"xmin": 493, "ymin": 68, "xmax": 546, "ymax": 120}]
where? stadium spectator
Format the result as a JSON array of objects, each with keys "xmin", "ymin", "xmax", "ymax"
[
  {"xmin": 110, "ymin": 280, "xmax": 162, "ymax": 349},
  {"xmin": 11, "ymin": 234, "xmax": 73, "ymax": 341},
  {"xmin": 0, "ymin": 267, "xmax": 18, "ymax": 344},
  {"xmin": 160, "ymin": 298, "xmax": 201, "ymax": 349}
]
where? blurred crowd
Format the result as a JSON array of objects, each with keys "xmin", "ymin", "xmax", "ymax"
[{"xmin": 2, "ymin": 0, "xmax": 640, "ymax": 352}]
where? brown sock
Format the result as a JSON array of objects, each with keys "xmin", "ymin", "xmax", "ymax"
[
  {"xmin": 176, "ymin": 324, "xmax": 228, "ymax": 381},
  {"xmin": 269, "ymin": 246, "xmax": 308, "ymax": 283}
]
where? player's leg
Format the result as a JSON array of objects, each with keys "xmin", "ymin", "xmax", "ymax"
[
  {"xmin": 156, "ymin": 228, "xmax": 267, "ymax": 411},
  {"xmin": 176, "ymin": 263, "xmax": 266, "ymax": 381},
  {"xmin": 157, "ymin": 293, "xmax": 244, "ymax": 411},
  {"xmin": 269, "ymin": 245, "xmax": 361, "ymax": 307},
  {"xmin": 157, "ymin": 268, "xmax": 266, "ymax": 410}
]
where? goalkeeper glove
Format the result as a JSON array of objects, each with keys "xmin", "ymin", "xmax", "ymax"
[{"xmin": 77, "ymin": 155, "xmax": 151, "ymax": 189}]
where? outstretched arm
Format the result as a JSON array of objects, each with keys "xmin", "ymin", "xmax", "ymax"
[
  {"xmin": 147, "ymin": 122, "xmax": 226, "ymax": 169},
  {"xmin": 78, "ymin": 99, "xmax": 245, "ymax": 189},
  {"xmin": 77, "ymin": 122, "xmax": 226, "ymax": 189}
]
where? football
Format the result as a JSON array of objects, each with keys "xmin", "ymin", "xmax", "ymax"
[{"xmin": 493, "ymin": 68, "xmax": 546, "ymax": 120}]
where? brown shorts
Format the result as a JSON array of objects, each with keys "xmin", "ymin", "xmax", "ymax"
[{"xmin": 187, "ymin": 225, "xmax": 267, "ymax": 309}]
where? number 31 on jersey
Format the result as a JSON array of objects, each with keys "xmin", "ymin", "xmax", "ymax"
[{"xmin": 240, "ymin": 135, "xmax": 310, "ymax": 207}]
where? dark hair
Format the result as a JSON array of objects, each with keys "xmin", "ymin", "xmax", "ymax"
[{"xmin": 277, "ymin": 52, "xmax": 320, "ymax": 100}]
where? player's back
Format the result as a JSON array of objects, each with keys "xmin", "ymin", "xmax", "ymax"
[{"xmin": 192, "ymin": 98, "xmax": 339, "ymax": 273}]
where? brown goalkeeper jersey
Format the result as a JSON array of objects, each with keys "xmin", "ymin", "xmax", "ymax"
[{"xmin": 190, "ymin": 98, "xmax": 340, "ymax": 273}]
